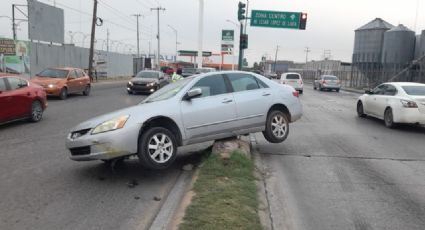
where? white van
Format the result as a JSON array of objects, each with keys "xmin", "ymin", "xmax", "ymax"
[{"xmin": 280, "ymin": 72, "xmax": 303, "ymax": 94}]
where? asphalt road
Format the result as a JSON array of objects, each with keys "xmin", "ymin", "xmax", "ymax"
[
  {"xmin": 255, "ymin": 86, "xmax": 425, "ymax": 230},
  {"xmin": 0, "ymin": 81, "xmax": 208, "ymax": 230}
]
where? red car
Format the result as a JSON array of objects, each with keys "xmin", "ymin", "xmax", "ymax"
[{"xmin": 0, "ymin": 74, "xmax": 48, "ymax": 125}]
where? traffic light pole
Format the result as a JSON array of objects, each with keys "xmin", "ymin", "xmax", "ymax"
[{"xmin": 238, "ymin": 23, "xmax": 244, "ymax": 70}]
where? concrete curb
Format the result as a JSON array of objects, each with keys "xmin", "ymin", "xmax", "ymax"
[{"xmin": 249, "ymin": 134, "xmax": 274, "ymax": 230}]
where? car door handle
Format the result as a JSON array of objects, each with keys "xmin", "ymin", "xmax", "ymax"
[
  {"xmin": 262, "ymin": 92, "xmax": 271, "ymax": 96},
  {"xmin": 222, "ymin": 99, "xmax": 233, "ymax": 103}
]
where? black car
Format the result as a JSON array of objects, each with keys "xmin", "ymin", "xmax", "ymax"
[
  {"xmin": 127, "ymin": 70, "xmax": 168, "ymax": 94},
  {"xmin": 181, "ymin": 68, "xmax": 197, "ymax": 78}
]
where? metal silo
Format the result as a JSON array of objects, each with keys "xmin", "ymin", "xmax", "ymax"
[
  {"xmin": 382, "ymin": 24, "xmax": 415, "ymax": 65},
  {"xmin": 351, "ymin": 18, "xmax": 394, "ymax": 88},
  {"xmin": 353, "ymin": 18, "xmax": 394, "ymax": 63}
]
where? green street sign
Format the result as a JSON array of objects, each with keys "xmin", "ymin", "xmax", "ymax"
[
  {"xmin": 178, "ymin": 50, "xmax": 212, "ymax": 57},
  {"xmin": 251, "ymin": 10, "xmax": 301, "ymax": 29},
  {"xmin": 222, "ymin": 30, "xmax": 234, "ymax": 42}
]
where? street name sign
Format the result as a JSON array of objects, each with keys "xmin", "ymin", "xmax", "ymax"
[{"xmin": 251, "ymin": 10, "xmax": 301, "ymax": 29}]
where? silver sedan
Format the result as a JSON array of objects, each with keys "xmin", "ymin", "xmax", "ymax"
[{"xmin": 66, "ymin": 71, "xmax": 303, "ymax": 169}]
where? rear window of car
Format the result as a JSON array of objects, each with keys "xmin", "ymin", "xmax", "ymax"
[
  {"xmin": 324, "ymin": 76, "xmax": 338, "ymax": 80},
  {"xmin": 286, "ymin": 74, "xmax": 300, "ymax": 79},
  {"xmin": 402, "ymin": 86, "xmax": 425, "ymax": 96}
]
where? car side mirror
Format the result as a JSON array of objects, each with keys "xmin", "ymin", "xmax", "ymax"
[
  {"xmin": 365, "ymin": 89, "xmax": 373, "ymax": 94},
  {"xmin": 184, "ymin": 88, "xmax": 202, "ymax": 100},
  {"xmin": 159, "ymin": 76, "xmax": 164, "ymax": 80}
]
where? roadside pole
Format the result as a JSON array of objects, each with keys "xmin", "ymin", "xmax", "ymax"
[
  {"xmin": 238, "ymin": 22, "xmax": 243, "ymax": 70},
  {"xmin": 197, "ymin": 0, "xmax": 204, "ymax": 69},
  {"xmin": 88, "ymin": 0, "xmax": 98, "ymax": 82}
]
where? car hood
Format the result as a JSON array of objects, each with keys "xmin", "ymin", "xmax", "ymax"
[
  {"xmin": 69, "ymin": 100, "xmax": 173, "ymax": 132},
  {"xmin": 130, "ymin": 78, "xmax": 158, "ymax": 84},
  {"xmin": 31, "ymin": 77, "xmax": 65, "ymax": 85}
]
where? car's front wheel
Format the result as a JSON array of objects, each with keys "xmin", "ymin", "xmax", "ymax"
[
  {"xmin": 138, "ymin": 127, "xmax": 177, "ymax": 169},
  {"xmin": 59, "ymin": 88, "xmax": 67, "ymax": 100},
  {"xmin": 357, "ymin": 101, "xmax": 367, "ymax": 118},
  {"xmin": 29, "ymin": 100, "xmax": 43, "ymax": 122},
  {"xmin": 83, "ymin": 85, "xmax": 91, "ymax": 96},
  {"xmin": 263, "ymin": 110, "xmax": 290, "ymax": 143}
]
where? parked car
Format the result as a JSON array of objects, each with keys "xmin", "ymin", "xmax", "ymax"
[
  {"xmin": 30, "ymin": 67, "xmax": 91, "ymax": 100},
  {"xmin": 66, "ymin": 71, "xmax": 302, "ymax": 169},
  {"xmin": 357, "ymin": 82, "xmax": 425, "ymax": 128},
  {"xmin": 267, "ymin": 72, "xmax": 278, "ymax": 79},
  {"xmin": 127, "ymin": 70, "xmax": 168, "ymax": 94},
  {"xmin": 0, "ymin": 74, "xmax": 47, "ymax": 125},
  {"xmin": 161, "ymin": 66, "xmax": 174, "ymax": 76},
  {"xmin": 182, "ymin": 68, "xmax": 197, "ymax": 78},
  {"xmin": 280, "ymin": 72, "xmax": 303, "ymax": 94},
  {"xmin": 313, "ymin": 75, "xmax": 341, "ymax": 92}
]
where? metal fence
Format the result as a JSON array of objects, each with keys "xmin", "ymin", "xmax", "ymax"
[{"xmin": 299, "ymin": 58, "xmax": 425, "ymax": 89}]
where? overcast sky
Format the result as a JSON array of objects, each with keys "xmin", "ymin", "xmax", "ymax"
[{"xmin": 0, "ymin": 0, "xmax": 424, "ymax": 65}]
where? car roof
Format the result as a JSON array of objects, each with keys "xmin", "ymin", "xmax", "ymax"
[
  {"xmin": 45, "ymin": 67, "xmax": 79, "ymax": 71},
  {"xmin": 386, "ymin": 82, "xmax": 425, "ymax": 87}
]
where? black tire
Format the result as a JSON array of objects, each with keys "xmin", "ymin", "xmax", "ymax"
[
  {"xmin": 59, "ymin": 88, "xmax": 67, "ymax": 100},
  {"xmin": 357, "ymin": 101, "xmax": 367, "ymax": 118},
  {"xmin": 313, "ymin": 86, "xmax": 317, "ymax": 90},
  {"xmin": 384, "ymin": 108, "xmax": 396, "ymax": 129},
  {"xmin": 29, "ymin": 100, "xmax": 43, "ymax": 122},
  {"xmin": 336, "ymin": 89, "xmax": 340, "ymax": 92},
  {"xmin": 83, "ymin": 85, "xmax": 91, "ymax": 96},
  {"xmin": 138, "ymin": 127, "xmax": 177, "ymax": 170},
  {"xmin": 127, "ymin": 89, "xmax": 133, "ymax": 94},
  {"xmin": 262, "ymin": 110, "xmax": 290, "ymax": 143}
]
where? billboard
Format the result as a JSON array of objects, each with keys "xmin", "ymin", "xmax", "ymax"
[
  {"xmin": 0, "ymin": 38, "xmax": 31, "ymax": 75},
  {"xmin": 221, "ymin": 30, "xmax": 234, "ymax": 55},
  {"xmin": 28, "ymin": 0, "xmax": 65, "ymax": 44}
]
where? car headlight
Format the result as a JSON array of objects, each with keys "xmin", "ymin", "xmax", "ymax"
[
  {"xmin": 91, "ymin": 115, "xmax": 130, "ymax": 135},
  {"xmin": 48, "ymin": 84, "xmax": 56, "ymax": 88},
  {"xmin": 128, "ymin": 81, "xmax": 133, "ymax": 86},
  {"xmin": 147, "ymin": 82, "xmax": 156, "ymax": 87}
]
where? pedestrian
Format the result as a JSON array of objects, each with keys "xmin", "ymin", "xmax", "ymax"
[{"xmin": 171, "ymin": 68, "xmax": 183, "ymax": 82}]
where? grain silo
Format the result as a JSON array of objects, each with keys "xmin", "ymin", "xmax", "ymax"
[{"xmin": 382, "ymin": 24, "xmax": 415, "ymax": 65}]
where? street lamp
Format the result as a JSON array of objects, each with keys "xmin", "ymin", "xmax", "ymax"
[
  {"xmin": 167, "ymin": 24, "xmax": 178, "ymax": 62},
  {"xmin": 225, "ymin": 19, "xmax": 240, "ymax": 71}
]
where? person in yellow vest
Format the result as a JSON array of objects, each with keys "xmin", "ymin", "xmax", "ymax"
[{"xmin": 171, "ymin": 68, "xmax": 183, "ymax": 82}]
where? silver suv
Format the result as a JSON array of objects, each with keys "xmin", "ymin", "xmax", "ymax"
[{"xmin": 66, "ymin": 71, "xmax": 303, "ymax": 169}]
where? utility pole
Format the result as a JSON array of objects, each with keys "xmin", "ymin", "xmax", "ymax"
[
  {"xmin": 12, "ymin": 4, "xmax": 16, "ymax": 40},
  {"xmin": 197, "ymin": 0, "xmax": 204, "ymax": 69},
  {"xmin": 132, "ymin": 14, "xmax": 142, "ymax": 57},
  {"xmin": 106, "ymin": 28, "xmax": 109, "ymax": 53},
  {"xmin": 168, "ymin": 25, "xmax": 178, "ymax": 62},
  {"xmin": 151, "ymin": 7, "xmax": 165, "ymax": 71},
  {"xmin": 88, "ymin": 0, "xmax": 98, "ymax": 82},
  {"xmin": 304, "ymin": 47, "xmax": 311, "ymax": 63},
  {"xmin": 274, "ymin": 45, "xmax": 279, "ymax": 73}
]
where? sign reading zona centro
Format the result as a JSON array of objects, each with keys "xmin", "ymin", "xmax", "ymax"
[{"xmin": 251, "ymin": 10, "xmax": 301, "ymax": 29}]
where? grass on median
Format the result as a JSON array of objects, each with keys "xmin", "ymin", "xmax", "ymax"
[{"xmin": 179, "ymin": 151, "xmax": 262, "ymax": 230}]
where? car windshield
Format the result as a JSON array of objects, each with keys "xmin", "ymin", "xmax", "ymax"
[
  {"xmin": 324, "ymin": 76, "xmax": 338, "ymax": 80},
  {"xmin": 38, "ymin": 69, "xmax": 69, "ymax": 78},
  {"xmin": 142, "ymin": 77, "xmax": 193, "ymax": 103},
  {"xmin": 286, "ymin": 74, "xmax": 300, "ymax": 79},
  {"xmin": 401, "ymin": 86, "xmax": 425, "ymax": 96},
  {"xmin": 136, "ymin": 71, "xmax": 159, "ymax": 79}
]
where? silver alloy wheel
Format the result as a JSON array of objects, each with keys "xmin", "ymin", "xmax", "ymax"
[
  {"xmin": 147, "ymin": 133, "xmax": 174, "ymax": 163},
  {"xmin": 31, "ymin": 101, "xmax": 43, "ymax": 121},
  {"xmin": 271, "ymin": 114, "xmax": 288, "ymax": 138}
]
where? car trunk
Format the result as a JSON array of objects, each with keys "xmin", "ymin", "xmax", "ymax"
[{"xmin": 409, "ymin": 96, "xmax": 425, "ymax": 114}]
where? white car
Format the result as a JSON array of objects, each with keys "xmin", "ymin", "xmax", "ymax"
[
  {"xmin": 280, "ymin": 73, "xmax": 303, "ymax": 94},
  {"xmin": 357, "ymin": 82, "xmax": 425, "ymax": 128}
]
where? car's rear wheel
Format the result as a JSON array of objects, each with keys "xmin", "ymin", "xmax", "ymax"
[
  {"xmin": 138, "ymin": 127, "xmax": 177, "ymax": 169},
  {"xmin": 384, "ymin": 108, "xmax": 396, "ymax": 129},
  {"xmin": 357, "ymin": 101, "xmax": 367, "ymax": 118},
  {"xmin": 263, "ymin": 110, "xmax": 290, "ymax": 143},
  {"xmin": 83, "ymin": 85, "xmax": 90, "ymax": 96},
  {"xmin": 59, "ymin": 88, "xmax": 67, "ymax": 100},
  {"xmin": 29, "ymin": 100, "xmax": 43, "ymax": 122}
]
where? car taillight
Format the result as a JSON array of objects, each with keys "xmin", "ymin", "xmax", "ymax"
[
  {"xmin": 400, "ymin": 99, "xmax": 418, "ymax": 108},
  {"xmin": 292, "ymin": 91, "xmax": 299, "ymax": 97},
  {"xmin": 281, "ymin": 80, "xmax": 286, "ymax": 84},
  {"xmin": 322, "ymin": 80, "xmax": 327, "ymax": 84},
  {"xmin": 299, "ymin": 80, "xmax": 303, "ymax": 84}
]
